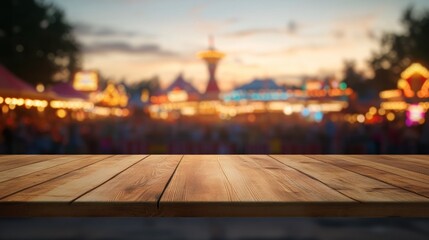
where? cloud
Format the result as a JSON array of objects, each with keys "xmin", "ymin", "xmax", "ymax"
[
  {"xmin": 73, "ymin": 22, "xmax": 149, "ymax": 37},
  {"xmin": 83, "ymin": 41, "xmax": 178, "ymax": 56},
  {"xmin": 225, "ymin": 20, "xmax": 298, "ymax": 38},
  {"xmin": 225, "ymin": 28, "xmax": 284, "ymax": 38}
]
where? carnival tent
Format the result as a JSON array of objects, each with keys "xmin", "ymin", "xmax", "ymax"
[
  {"xmin": 0, "ymin": 65, "xmax": 47, "ymax": 98},
  {"xmin": 49, "ymin": 82, "xmax": 89, "ymax": 100}
]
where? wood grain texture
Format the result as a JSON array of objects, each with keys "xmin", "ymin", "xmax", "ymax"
[
  {"xmin": 0, "ymin": 155, "xmax": 112, "ymax": 199},
  {"xmin": 74, "ymin": 155, "xmax": 182, "ymax": 216},
  {"xmin": 0, "ymin": 155, "xmax": 93, "ymax": 183},
  {"xmin": 0, "ymin": 155, "xmax": 62, "ymax": 172},
  {"xmin": 0, "ymin": 155, "xmax": 428, "ymax": 217},
  {"xmin": 2, "ymin": 155, "xmax": 147, "ymax": 202},
  {"xmin": 271, "ymin": 155, "xmax": 426, "ymax": 201},
  {"xmin": 307, "ymin": 155, "xmax": 429, "ymax": 198},
  {"xmin": 377, "ymin": 155, "xmax": 429, "ymax": 175},
  {"xmin": 159, "ymin": 155, "xmax": 352, "ymax": 216}
]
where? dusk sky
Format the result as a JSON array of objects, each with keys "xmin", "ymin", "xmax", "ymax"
[{"xmin": 52, "ymin": 0, "xmax": 429, "ymax": 91}]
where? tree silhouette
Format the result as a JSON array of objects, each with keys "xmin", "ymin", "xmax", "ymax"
[
  {"xmin": 0, "ymin": 0, "xmax": 80, "ymax": 86},
  {"xmin": 371, "ymin": 7, "xmax": 429, "ymax": 91}
]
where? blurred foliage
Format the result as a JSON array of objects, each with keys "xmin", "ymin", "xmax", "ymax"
[
  {"xmin": 0, "ymin": 0, "xmax": 80, "ymax": 86},
  {"xmin": 371, "ymin": 7, "xmax": 429, "ymax": 91}
]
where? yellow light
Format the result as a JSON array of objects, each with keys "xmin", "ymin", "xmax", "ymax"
[
  {"xmin": 37, "ymin": 107, "xmax": 45, "ymax": 112},
  {"xmin": 17, "ymin": 98, "xmax": 24, "ymax": 106},
  {"xmin": 369, "ymin": 107, "xmax": 377, "ymax": 115},
  {"xmin": 357, "ymin": 114, "xmax": 365, "ymax": 123},
  {"xmin": 180, "ymin": 106, "xmax": 196, "ymax": 116},
  {"xmin": 167, "ymin": 89, "xmax": 188, "ymax": 102},
  {"xmin": 380, "ymin": 101, "xmax": 408, "ymax": 110},
  {"xmin": 0, "ymin": 97, "xmax": 3, "ymax": 104},
  {"xmin": 36, "ymin": 83, "xmax": 45, "ymax": 92},
  {"xmin": 73, "ymin": 71, "xmax": 99, "ymax": 91},
  {"xmin": 9, "ymin": 104, "xmax": 16, "ymax": 110},
  {"xmin": 379, "ymin": 89, "xmax": 402, "ymax": 99},
  {"xmin": 141, "ymin": 89, "xmax": 149, "ymax": 103},
  {"xmin": 2, "ymin": 105, "xmax": 9, "ymax": 114},
  {"xmin": 283, "ymin": 106, "xmax": 293, "ymax": 115},
  {"xmin": 365, "ymin": 112, "xmax": 373, "ymax": 120},
  {"xmin": 386, "ymin": 112, "xmax": 395, "ymax": 121},
  {"xmin": 5, "ymin": 98, "xmax": 11, "ymax": 104},
  {"xmin": 56, "ymin": 109, "xmax": 67, "ymax": 118},
  {"xmin": 378, "ymin": 108, "xmax": 386, "ymax": 115},
  {"xmin": 197, "ymin": 50, "xmax": 225, "ymax": 63},
  {"xmin": 400, "ymin": 63, "xmax": 429, "ymax": 79}
]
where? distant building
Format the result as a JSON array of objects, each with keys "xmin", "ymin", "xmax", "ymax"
[{"xmin": 197, "ymin": 36, "xmax": 225, "ymax": 100}]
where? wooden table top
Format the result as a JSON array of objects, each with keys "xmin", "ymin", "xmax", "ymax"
[{"xmin": 0, "ymin": 155, "xmax": 428, "ymax": 217}]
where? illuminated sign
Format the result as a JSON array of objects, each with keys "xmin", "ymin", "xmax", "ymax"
[
  {"xmin": 99, "ymin": 83, "xmax": 128, "ymax": 107},
  {"xmin": 397, "ymin": 63, "xmax": 429, "ymax": 98},
  {"xmin": 406, "ymin": 104, "xmax": 425, "ymax": 126},
  {"xmin": 305, "ymin": 81, "xmax": 322, "ymax": 91},
  {"xmin": 73, "ymin": 71, "xmax": 99, "ymax": 91},
  {"xmin": 167, "ymin": 89, "xmax": 189, "ymax": 102},
  {"xmin": 222, "ymin": 90, "xmax": 289, "ymax": 102}
]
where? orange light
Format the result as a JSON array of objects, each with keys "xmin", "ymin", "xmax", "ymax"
[
  {"xmin": 56, "ymin": 109, "xmax": 67, "ymax": 118},
  {"xmin": 73, "ymin": 71, "xmax": 99, "ymax": 91},
  {"xmin": 386, "ymin": 112, "xmax": 395, "ymax": 121}
]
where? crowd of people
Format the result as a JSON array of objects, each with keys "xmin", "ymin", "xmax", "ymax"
[{"xmin": 1, "ymin": 111, "xmax": 429, "ymax": 154}]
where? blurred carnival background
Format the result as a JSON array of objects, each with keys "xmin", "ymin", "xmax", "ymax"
[{"xmin": 1, "ymin": 0, "xmax": 429, "ymax": 154}]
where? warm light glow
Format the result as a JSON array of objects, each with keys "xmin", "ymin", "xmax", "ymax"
[
  {"xmin": 400, "ymin": 63, "xmax": 429, "ymax": 79},
  {"xmin": 2, "ymin": 105, "xmax": 9, "ymax": 114},
  {"xmin": 397, "ymin": 63, "xmax": 429, "ymax": 98},
  {"xmin": 56, "ymin": 109, "xmax": 67, "ymax": 118},
  {"xmin": 406, "ymin": 104, "xmax": 425, "ymax": 126},
  {"xmin": 73, "ymin": 71, "xmax": 99, "ymax": 91},
  {"xmin": 141, "ymin": 89, "xmax": 150, "ymax": 103},
  {"xmin": 99, "ymin": 83, "xmax": 128, "ymax": 107},
  {"xmin": 283, "ymin": 106, "xmax": 293, "ymax": 115},
  {"xmin": 197, "ymin": 50, "xmax": 225, "ymax": 63},
  {"xmin": 36, "ymin": 83, "xmax": 45, "ymax": 92},
  {"xmin": 386, "ymin": 112, "xmax": 395, "ymax": 121},
  {"xmin": 167, "ymin": 89, "xmax": 188, "ymax": 102},
  {"xmin": 380, "ymin": 101, "xmax": 408, "ymax": 111},
  {"xmin": 357, "ymin": 114, "xmax": 365, "ymax": 123},
  {"xmin": 369, "ymin": 107, "xmax": 377, "ymax": 115},
  {"xmin": 379, "ymin": 89, "xmax": 402, "ymax": 99}
]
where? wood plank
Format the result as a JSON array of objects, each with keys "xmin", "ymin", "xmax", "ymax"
[
  {"xmin": 0, "ymin": 155, "xmax": 93, "ymax": 183},
  {"xmin": 379, "ymin": 155, "xmax": 429, "ymax": 175},
  {"xmin": 325, "ymin": 155, "xmax": 429, "ymax": 183},
  {"xmin": 271, "ymin": 155, "xmax": 427, "ymax": 202},
  {"xmin": 306, "ymin": 155, "xmax": 429, "ymax": 198},
  {"xmin": 0, "ymin": 155, "xmax": 112, "ymax": 199},
  {"xmin": 74, "ymin": 155, "xmax": 182, "ymax": 215},
  {"xmin": 217, "ymin": 155, "xmax": 351, "ymax": 202},
  {"xmin": 0, "ymin": 154, "xmax": 428, "ymax": 217},
  {"xmin": 160, "ymin": 155, "xmax": 352, "ymax": 216},
  {"xmin": 0, "ymin": 155, "xmax": 62, "ymax": 172},
  {"xmin": 1, "ymin": 155, "xmax": 147, "ymax": 202},
  {"xmin": 160, "ymin": 155, "xmax": 234, "ymax": 202}
]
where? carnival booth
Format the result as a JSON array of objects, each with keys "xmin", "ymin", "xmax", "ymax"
[
  {"xmin": 379, "ymin": 63, "xmax": 429, "ymax": 126},
  {"xmin": 0, "ymin": 65, "xmax": 52, "ymax": 114}
]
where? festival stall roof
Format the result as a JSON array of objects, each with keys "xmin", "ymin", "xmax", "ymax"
[
  {"xmin": 235, "ymin": 78, "xmax": 284, "ymax": 91},
  {"xmin": 0, "ymin": 65, "xmax": 51, "ymax": 99},
  {"xmin": 164, "ymin": 73, "xmax": 201, "ymax": 96},
  {"xmin": 49, "ymin": 82, "xmax": 89, "ymax": 100}
]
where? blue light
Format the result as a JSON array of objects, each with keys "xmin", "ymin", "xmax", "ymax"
[
  {"xmin": 221, "ymin": 90, "xmax": 289, "ymax": 102},
  {"xmin": 314, "ymin": 111, "xmax": 323, "ymax": 122},
  {"xmin": 301, "ymin": 108, "xmax": 310, "ymax": 117}
]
